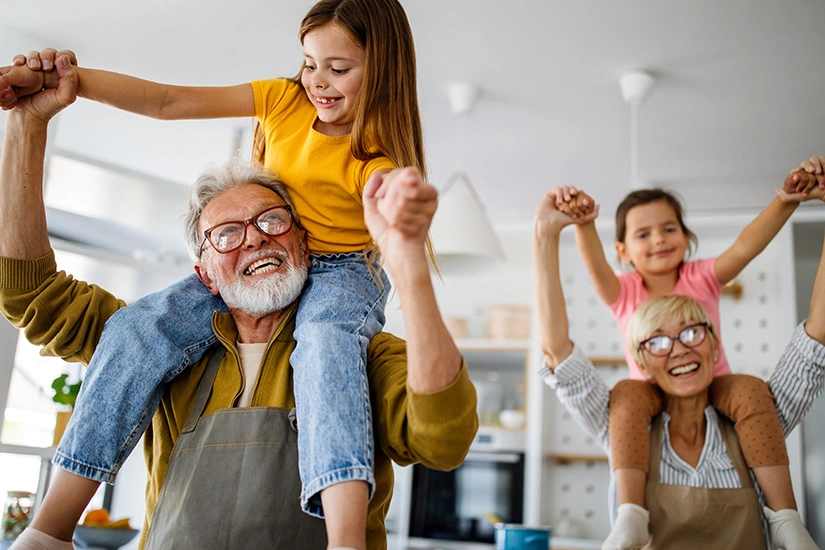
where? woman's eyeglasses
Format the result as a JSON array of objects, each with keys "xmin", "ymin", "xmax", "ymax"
[{"xmin": 638, "ymin": 323, "xmax": 709, "ymax": 357}]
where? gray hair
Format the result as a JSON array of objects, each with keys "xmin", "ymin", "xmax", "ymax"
[{"xmin": 183, "ymin": 157, "xmax": 301, "ymax": 259}]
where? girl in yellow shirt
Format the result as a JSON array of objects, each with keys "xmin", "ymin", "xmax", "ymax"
[{"xmin": 1, "ymin": 1, "xmax": 428, "ymax": 548}]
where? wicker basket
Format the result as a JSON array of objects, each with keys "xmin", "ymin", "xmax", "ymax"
[
  {"xmin": 443, "ymin": 316, "xmax": 469, "ymax": 340},
  {"xmin": 486, "ymin": 305, "xmax": 531, "ymax": 340}
]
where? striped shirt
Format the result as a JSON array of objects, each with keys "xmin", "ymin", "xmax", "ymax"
[{"xmin": 540, "ymin": 323, "xmax": 825, "ymax": 547}]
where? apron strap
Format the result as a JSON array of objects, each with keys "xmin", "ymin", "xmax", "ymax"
[
  {"xmin": 181, "ymin": 347, "xmax": 226, "ymax": 434},
  {"xmin": 718, "ymin": 416, "xmax": 754, "ymax": 488},
  {"xmin": 648, "ymin": 414, "xmax": 664, "ymax": 482}
]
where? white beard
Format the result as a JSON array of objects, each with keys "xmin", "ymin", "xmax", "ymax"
[{"xmin": 213, "ymin": 251, "xmax": 307, "ymax": 316}]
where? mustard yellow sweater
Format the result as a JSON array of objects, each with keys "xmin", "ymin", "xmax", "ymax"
[{"xmin": 0, "ymin": 252, "xmax": 478, "ymax": 549}]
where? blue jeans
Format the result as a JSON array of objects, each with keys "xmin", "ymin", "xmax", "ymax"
[{"xmin": 55, "ymin": 253, "xmax": 388, "ymax": 518}]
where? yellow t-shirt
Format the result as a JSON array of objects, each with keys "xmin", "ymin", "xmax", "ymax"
[{"xmin": 251, "ymin": 79, "xmax": 396, "ymax": 254}]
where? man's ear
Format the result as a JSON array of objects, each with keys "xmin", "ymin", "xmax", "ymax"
[{"xmin": 194, "ymin": 262, "xmax": 220, "ymax": 296}]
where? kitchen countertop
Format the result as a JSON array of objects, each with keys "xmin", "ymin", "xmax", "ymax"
[{"xmin": 391, "ymin": 536, "xmax": 602, "ymax": 550}]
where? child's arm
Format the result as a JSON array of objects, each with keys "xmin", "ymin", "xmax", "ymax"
[
  {"xmin": 715, "ymin": 163, "xmax": 825, "ymax": 285},
  {"xmin": 1, "ymin": 49, "xmax": 254, "ymax": 120},
  {"xmin": 543, "ymin": 187, "xmax": 621, "ymax": 305}
]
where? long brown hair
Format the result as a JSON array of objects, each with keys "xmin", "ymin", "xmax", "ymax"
[
  {"xmin": 252, "ymin": 0, "xmax": 433, "ymax": 266},
  {"xmin": 252, "ymin": 0, "xmax": 425, "ymax": 179}
]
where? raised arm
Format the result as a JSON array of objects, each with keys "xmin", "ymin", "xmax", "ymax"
[
  {"xmin": 0, "ymin": 55, "xmax": 76, "ymax": 259},
  {"xmin": 768, "ymin": 220, "xmax": 825, "ymax": 434},
  {"xmin": 714, "ymin": 195, "xmax": 800, "ymax": 285},
  {"xmin": 534, "ymin": 191, "xmax": 596, "ymax": 366},
  {"xmin": 0, "ymin": 49, "xmax": 253, "ymax": 120},
  {"xmin": 362, "ymin": 167, "xmax": 462, "ymax": 393}
]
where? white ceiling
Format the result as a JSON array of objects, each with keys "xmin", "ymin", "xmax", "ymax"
[{"xmin": 3, "ymin": 0, "xmax": 825, "ymax": 228}]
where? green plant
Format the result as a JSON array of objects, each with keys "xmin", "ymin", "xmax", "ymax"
[{"xmin": 51, "ymin": 374, "xmax": 81, "ymax": 408}]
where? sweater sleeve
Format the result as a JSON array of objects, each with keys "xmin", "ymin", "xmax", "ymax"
[
  {"xmin": 0, "ymin": 252, "xmax": 127, "ymax": 365},
  {"xmin": 367, "ymin": 332, "xmax": 478, "ymax": 469}
]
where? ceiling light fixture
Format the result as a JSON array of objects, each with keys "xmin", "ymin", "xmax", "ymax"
[
  {"xmin": 618, "ymin": 69, "xmax": 655, "ymax": 190},
  {"xmin": 429, "ymin": 83, "xmax": 504, "ymax": 272}
]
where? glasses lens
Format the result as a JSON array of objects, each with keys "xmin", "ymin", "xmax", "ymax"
[
  {"xmin": 679, "ymin": 325, "xmax": 705, "ymax": 347},
  {"xmin": 644, "ymin": 336, "xmax": 673, "ymax": 356},
  {"xmin": 256, "ymin": 207, "xmax": 292, "ymax": 236},
  {"xmin": 211, "ymin": 222, "xmax": 245, "ymax": 252}
]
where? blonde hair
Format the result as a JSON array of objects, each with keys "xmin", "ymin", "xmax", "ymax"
[{"xmin": 627, "ymin": 295, "xmax": 717, "ymax": 368}]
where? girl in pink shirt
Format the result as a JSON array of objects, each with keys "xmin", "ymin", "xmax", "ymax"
[{"xmin": 549, "ymin": 161, "xmax": 824, "ymax": 550}]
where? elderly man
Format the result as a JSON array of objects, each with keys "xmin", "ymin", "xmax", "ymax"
[{"xmin": 0, "ymin": 57, "xmax": 477, "ymax": 549}]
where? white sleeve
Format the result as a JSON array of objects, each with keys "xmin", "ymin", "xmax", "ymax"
[
  {"xmin": 539, "ymin": 344, "xmax": 611, "ymax": 452},
  {"xmin": 768, "ymin": 322, "xmax": 825, "ymax": 436}
]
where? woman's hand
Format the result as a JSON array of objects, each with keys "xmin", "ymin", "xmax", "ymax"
[
  {"xmin": 778, "ymin": 168, "xmax": 825, "ymax": 204},
  {"xmin": 535, "ymin": 188, "xmax": 599, "ymax": 239}
]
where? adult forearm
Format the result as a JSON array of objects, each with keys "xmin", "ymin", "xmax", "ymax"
[
  {"xmin": 805, "ymin": 228, "xmax": 825, "ymax": 342},
  {"xmin": 534, "ymin": 229, "xmax": 574, "ymax": 366},
  {"xmin": 390, "ymin": 245, "xmax": 462, "ymax": 394},
  {"xmin": 0, "ymin": 113, "xmax": 52, "ymax": 259}
]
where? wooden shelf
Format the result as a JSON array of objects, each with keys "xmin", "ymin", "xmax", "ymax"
[
  {"xmin": 587, "ymin": 355, "xmax": 626, "ymax": 367},
  {"xmin": 455, "ymin": 338, "xmax": 530, "ymax": 352},
  {"xmin": 548, "ymin": 453, "xmax": 608, "ymax": 465}
]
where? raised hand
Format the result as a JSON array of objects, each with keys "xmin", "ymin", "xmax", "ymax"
[
  {"xmin": 11, "ymin": 54, "xmax": 78, "ymax": 124},
  {"xmin": 362, "ymin": 167, "xmax": 438, "ymax": 258},
  {"xmin": 546, "ymin": 185, "xmax": 596, "ymax": 219},
  {"xmin": 0, "ymin": 49, "xmax": 78, "ymax": 110},
  {"xmin": 784, "ymin": 156, "xmax": 825, "ymax": 196},
  {"xmin": 535, "ymin": 188, "xmax": 599, "ymax": 238},
  {"xmin": 778, "ymin": 166, "xmax": 825, "ymax": 204}
]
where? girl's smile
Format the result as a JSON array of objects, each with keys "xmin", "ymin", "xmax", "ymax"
[{"xmin": 301, "ymin": 23, "xmax": 366, "ymax": 137}]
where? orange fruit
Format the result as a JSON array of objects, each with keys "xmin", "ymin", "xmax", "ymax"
[{"xmin": 83, "ymin": 508, "xmax": 110, "ymax": 525}]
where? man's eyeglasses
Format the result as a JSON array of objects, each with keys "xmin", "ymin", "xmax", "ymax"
[
  {"xmin": 198, "ymin": 205, "xmax": 295, "ymax": 258},
  {"xmin": 638, "ymin": 323, "xmax": 709, "ymax": 357}
]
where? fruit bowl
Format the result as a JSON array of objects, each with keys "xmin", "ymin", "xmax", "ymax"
[{"xmin": 73, "ymin": 525, "xmax": 139, "ymax": 549}]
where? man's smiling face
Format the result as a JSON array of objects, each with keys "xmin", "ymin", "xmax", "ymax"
[{"xmin": 195, "ymin": 184, "xmax": 310, "ymax": 316}]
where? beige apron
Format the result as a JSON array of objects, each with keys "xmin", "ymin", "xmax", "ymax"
[
  {"xmin": 643, "ymin": 414, "xmax": 767, "ymax": 550},
  {"xmin": 145, "ymin": 349, "xmax": 328, "ymax": 549}
]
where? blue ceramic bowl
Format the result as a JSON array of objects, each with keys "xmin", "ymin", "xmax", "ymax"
[
  {"xmin": 73, "ymin": 525, "xmax": 139, "ymax": 549},
  {"xmin": 495, "ymin": 523, "xmax": 552, "ymax": 550}
]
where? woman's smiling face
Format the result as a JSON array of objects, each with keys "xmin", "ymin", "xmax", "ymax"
[{"xmin": 640, "ymin": 317, "xmax": 716, "ymax": 398}]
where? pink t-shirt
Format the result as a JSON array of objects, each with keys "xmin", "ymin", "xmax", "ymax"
[{"xmin": 609, "ymin": 258, "xmax": 731, "ymax": 380}]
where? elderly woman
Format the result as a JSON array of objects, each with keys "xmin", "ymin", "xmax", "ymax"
[{"xmin": 533, "ymin": 195, "xmax": 825, "ymax": 550}]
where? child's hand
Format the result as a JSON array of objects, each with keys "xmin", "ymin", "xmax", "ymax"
[
  {"xmin": 535, "ymin": 189, "xmax": 599, "ymax": 237},
  {"xmin": 0, "ymin": 64, "xmax": 44, "ymax": 110},
  {"xmin": 0, "ymin": 49, "xmax": 78, "ymax": 111},
  {"xmin": 779, "ymin": 168, "xmax": 825, "ymax": 204},
  {"xmin": 547, "ymin": 186, "xmax": 596, "ymax": 219},
  {"xmin": 784, "ymin": 156, "xmax": 825, "ymax": 195}
]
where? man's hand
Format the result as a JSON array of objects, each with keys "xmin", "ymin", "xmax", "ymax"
[
  {"xmin": 363, "ymin": 167, "xmax": 438, "ymax": 259},
  {"xmin": 0, "ymin": 49, "xmax": 78, "ymax": 111},
  {"xmin": 8, "ymin": 54, "xmax": 78, "ymax": 125}
]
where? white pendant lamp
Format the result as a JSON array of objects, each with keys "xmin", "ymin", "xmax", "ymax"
[
  {"xmin": 618, "ymin": 69, "xmax": 655, "ymax": 190},
  {"xmin": 430, "ymin": 83, "xmax": 504, "ymax": 272}
]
